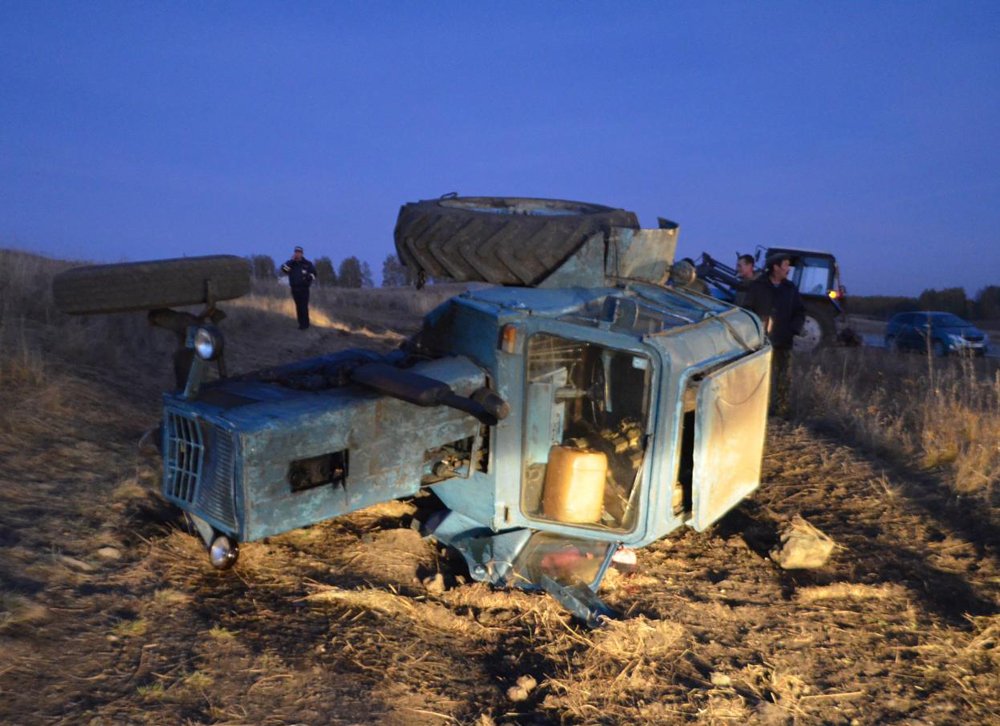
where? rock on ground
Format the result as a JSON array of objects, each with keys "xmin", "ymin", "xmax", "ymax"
[{"xmin": 770, "ymin": 514, "xmax": 836, "ymax": 569}]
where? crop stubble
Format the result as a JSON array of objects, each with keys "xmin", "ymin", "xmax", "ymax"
[{"xmin": 0, "ymin": 251, "xmax": 997, "ymax": 724}]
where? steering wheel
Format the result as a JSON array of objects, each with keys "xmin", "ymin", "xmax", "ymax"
[{"xmin": 586, "ymin": 353, "xmax": 611, "ymax": 426}]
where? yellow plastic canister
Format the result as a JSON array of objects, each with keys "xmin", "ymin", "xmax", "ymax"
[{"xmin": 541, "ymin": 446, "xmax": 607, "ymax": 524}]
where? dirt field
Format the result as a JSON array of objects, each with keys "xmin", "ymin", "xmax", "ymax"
[{"xmin": 1, "ymin": 252, "xmax": 997, "ymax": 724}]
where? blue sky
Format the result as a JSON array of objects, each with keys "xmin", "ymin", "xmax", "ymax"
[{"xmin": 2, "ymin": 1, "xmax": 997, "ymax": 296}]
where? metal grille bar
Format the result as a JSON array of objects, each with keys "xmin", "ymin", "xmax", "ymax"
[
  {"xmin": 165, "ymin": 411, "xmax": 204, "ymax": 504},
  {"xmin": 197, "ymin": 429, "xmax": 237, "ymax": 529}
]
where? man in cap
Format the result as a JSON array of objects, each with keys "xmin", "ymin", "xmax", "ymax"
[
  {"xmin": 281, "ymin": 246, "xmax": 318, "ymax": 330},
  {"xmin": 745, "ymin": 253, "xmax": 805, "ymax": 416}
]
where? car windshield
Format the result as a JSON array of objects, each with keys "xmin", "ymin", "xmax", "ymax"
[{"xmin": 928, "ymin": 313, "xmax": 969, "ymax": 327}]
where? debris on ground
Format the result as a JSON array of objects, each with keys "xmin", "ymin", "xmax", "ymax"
[
  {"xmin": 506, "ymin": 675, "xmax": 537, "ymax": 702},
  {"xmin": 770, "ymin": 514, "xmax": 836, "ymax": 569},
  {"xmin": 422, "ymin": 572, "xmax": 446, "ymax": 595}
]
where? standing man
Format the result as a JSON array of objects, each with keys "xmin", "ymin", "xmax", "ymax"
[
  {"xmin": 281, "ymin": 246, "xmax": 317, "ymax": 330},
  {"xmin": 734, "ymin": 253, "xmax": 756, "ymax": 307},
  {"xmin": 745, "ymin": 253, "xmax": 805, "ymax": 417}
]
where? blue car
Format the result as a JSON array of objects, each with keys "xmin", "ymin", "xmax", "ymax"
[{"xmin": 885, "ymin": 311, "xmax": 989, "ymax": 357}]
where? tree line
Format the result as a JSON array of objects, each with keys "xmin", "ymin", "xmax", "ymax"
[
  {"xmin": 248, "ymin": 253, "xmax": 1000, "ymax": 320},
  {"xmin": 247, "ymin": 253, "xmax": 416, "ymax": 288},
  {"xmin": 850, "ymin": 286, "xmax": 1000, "ymax": 320}
]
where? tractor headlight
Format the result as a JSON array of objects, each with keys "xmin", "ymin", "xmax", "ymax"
[
  {"xmin": 193, "ymin": 325, "xmax": 224, "ymax": 361},
  {"xmin": 209, "ymin": 534, "xmax": 239, "ymax": 569}
]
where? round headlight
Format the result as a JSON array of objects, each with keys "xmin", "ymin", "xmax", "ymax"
[
  {"xmin": 209, "ymin": 534, "xmax": 239, "ymax": 570},
  {"xmin": 193, "ymin": 325, "xmax": 224, "ymax": 361}
]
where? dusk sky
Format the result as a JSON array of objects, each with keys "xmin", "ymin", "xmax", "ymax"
[{"xmin": 2, "ymin": 2, "xmax": 998, "ymax": 296}]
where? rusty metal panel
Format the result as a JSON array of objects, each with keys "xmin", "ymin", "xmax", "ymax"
[
  {"xmin": 174, "ymin": 356, "xmax": 487, "ymax": 541},
  {"xmin": 690, "ymin": 347, "xmax": 771, "ymax": 531},
  {"xmin": 607, "ymin": 227, "xmax": 678, "ymax": 284}
]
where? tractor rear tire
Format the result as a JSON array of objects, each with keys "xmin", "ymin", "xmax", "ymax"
[
  {"xmin": 394, "ymin": 196, "xmax": 640, "ymax": 286},
  {"xmin": 53, "ymin": 255, "xmax": 251, "ymax": 315}
]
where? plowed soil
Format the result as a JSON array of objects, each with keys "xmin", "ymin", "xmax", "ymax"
[{"xmin": 1, "ymin": 278, "xmax": 997, "ymax": 725}]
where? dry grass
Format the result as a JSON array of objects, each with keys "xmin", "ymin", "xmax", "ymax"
[
  {"xmin": 229, "ymin": 278, "xmax": 476, "ymax": 341},
  {"xmin": 0, "ymin": 249, "xmax": 439, "ymax": 395},
  {"xmin": 1, "ymin": 250, "xmax": 998, "ymax": 724},
  {"xmin": 796, "ymin": 582, "xmax": 907, "ymax": 603},
  {"xmin": 792, "ymin": 347, "xmax": 1000, "ymax": 504},
  {"xmin": 226, "ymin": 286, "xmax": 407, "ymax": 343},
  {"xmin": 305, "ymin": 584, "xmax": 487, "ymax": 637},
  {"xmin": 540, "ymin": 617, "xmax": 698, "ymax": 722},
  {"xmin": 0, "ymin": 249, "xmax": 177, "ymax": 391},
  {"xmin": 0, "ymin": 592, "xmax": 48, "ymax": 633}
]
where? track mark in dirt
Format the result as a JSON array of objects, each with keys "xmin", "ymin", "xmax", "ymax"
[
  {"xmin": 758, "ymin": 421, "xmax": 998, "ymax": 624},
  {"xmin": 804, "ymin": 417, "xmax": 1000, "ymax": 557}
]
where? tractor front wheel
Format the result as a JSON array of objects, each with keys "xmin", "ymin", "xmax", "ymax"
[{"xmin": 53, "ymin": 255, "xmax": 251, "ymax": 315}]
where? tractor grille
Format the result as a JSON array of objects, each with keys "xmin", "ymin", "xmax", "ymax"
[
  {"xmin": 197, "ymin": 429, "xmax": 238, "ymax": 530},
  {"xmin": 164, "ymin": 411, "xmax": 239, "ymax": 531},
  {"xmin": 165, "ymin": 411, "xmax": 204, "ymax": 504}
]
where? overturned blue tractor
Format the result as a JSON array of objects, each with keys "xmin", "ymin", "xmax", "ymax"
[{"xmin": 53, "ymin": 197, "xmax": 772, "ymax": 624}]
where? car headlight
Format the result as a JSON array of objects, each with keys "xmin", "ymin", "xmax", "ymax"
[{"xmin": 193, "ymin": 325, "xmax": 224, "ymax": 361}]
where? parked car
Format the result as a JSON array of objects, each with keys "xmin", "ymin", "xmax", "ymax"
[{"xmin": 885, "ymin": 311, "xmax": 989, "ymax": 357}]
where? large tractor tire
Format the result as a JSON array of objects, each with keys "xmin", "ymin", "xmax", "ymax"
[
  {"xmin": 53, "ymin": 255, "xmax": 251, "ymax": 315},
  {"xmin": 794, "ymin": 301, "xmax": 836, "ymax": 353},
  {"xmin": 394, "ymin": 196, "xmax": 640, "ymax": 286}
]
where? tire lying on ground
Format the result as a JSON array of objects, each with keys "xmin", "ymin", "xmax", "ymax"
[
  {"xmin": 394, "ymin": 196, "xmax": 640, "ymax": 286},
  {"xmin": 52, "ymin": 255, "xmax": 252, "ymax": 315}
]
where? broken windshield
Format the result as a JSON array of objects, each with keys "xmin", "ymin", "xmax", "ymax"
[{"xmin": 559, "ymin": 293, "xmax": 696, "ymax": 335}]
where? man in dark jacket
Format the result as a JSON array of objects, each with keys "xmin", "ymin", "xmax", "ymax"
[
  {"xmin": 734, "ymin": 253, "xmax": 756, "ymax": 307},
  {"xmin": 745, "ymin": 253, "xmax": 806, "ymax": 416},
  {"xmin": 281, "ymin": 246, "xmax": 318, "ymax": 330}
]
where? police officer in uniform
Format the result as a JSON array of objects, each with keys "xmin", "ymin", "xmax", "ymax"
[{"xmin": 281, "ymin": 245, "xmax": 318, "ymax": 329}]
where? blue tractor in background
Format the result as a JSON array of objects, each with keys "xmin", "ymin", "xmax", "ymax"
[
  {"xmin": 686, "ymin": 246, "xmax": 858, "ymax": 352},
  {"xmin": 54, "ymin": 196, "xmax": 772, "ymax": 624}
]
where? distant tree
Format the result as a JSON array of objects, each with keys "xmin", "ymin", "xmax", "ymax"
[
  {"xmin": 248, "ymin": 254, "xmax": 276, "ymax": 280},
  {"xmin": 973, "ymin": 285, "xmax": 1000, "ymax": 320},
  {"xmin": 381, "ymin": 253, "xmax": 412, "ymax": 287},
  {"xmin": 917, "ymin": 287, "xmax": 969, "ymax": 317},
  {"xmin": 314, "ymin": 256, "xmax": 337, "ymax": 287},
  {"xmin": 338, "ymin": 256, "xmax": 364, "ymax": 288},
  {"xmin": 360, "ymin": 261, "xmax": 374, "ymax": 288}
]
